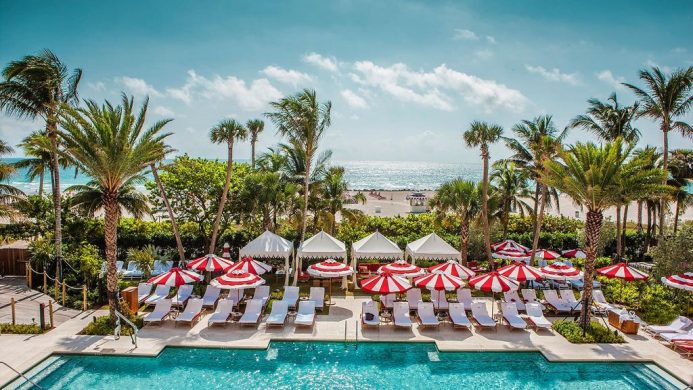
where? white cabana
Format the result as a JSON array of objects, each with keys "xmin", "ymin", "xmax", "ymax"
[
  {"xmin": 405, "ymin": 232, "xmax": 461, "ymax": 264},
  {"xmin": 239, "ymin": 230, "xmax": 294, "ymax": 285},
  {"xmin": 350, "ymin": 231, "xmax": 403, "ymax": 286},
  {"xmin": 296, "ymin": 231, "xmax": 347, "ymax": 286}
]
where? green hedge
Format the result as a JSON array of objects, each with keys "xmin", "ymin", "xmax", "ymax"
[
  {"xmin": 0, "ymin": 323, "xmax": 44, "ymax": 334},
  {"xmin": 553, "ymin": 320, "xmax": 624, "ymax": 343}
]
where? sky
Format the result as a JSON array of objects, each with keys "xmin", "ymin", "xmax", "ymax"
[{"xmin": 1, "ymin": 0, "xmax": 692, "ymax": 163}]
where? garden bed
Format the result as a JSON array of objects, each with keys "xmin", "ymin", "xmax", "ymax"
[{"xmin": 553, "ymin": 320, "xmax": 625, "ymax": 343}]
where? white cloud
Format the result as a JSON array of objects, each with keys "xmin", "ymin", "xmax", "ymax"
[
  {"xmin": 261, "ymin": 65, "xmax": 313, "ymax": 86},
  {"xmin": 671, "ymin": 47, "xmax": 687, "ymax": 54},
  {"xmin": 118, "ymin": 76, "xmax": 162, "ymax": 97},
  {"xmin": 340, "ymin": 89, "xmax": 369, "ymax": 109},
  {"xmin": 87, "ymin": 81, "xmax": 106, "ymax": 92},
  {"xmin": 303, "ymin": 52, "xmax": 339, "ymax": 72},
  {"xmin": 486, "ymin": 36, "xmax": 496, "ymax": 44},
  {"xmin": 525, "ymin": 65, "xmax": 580, "ymax": 85},
  {"xmin": 596, "ymin": 70, "xmax": 625, "ymax": 90},
  {"xmin": 475, "ymin": 49, "xmax": 494, "ymax": 60},
  {"xmin": 453, "ymin": 29, "xmax": 478, "ymax": 41},
  {"xmin": 646, "ymin": 60, "xmax": 672, "ymax": 73},
  {"xmin": 153, "ymin": 105, "xmax": 175, "ymax": 117}
]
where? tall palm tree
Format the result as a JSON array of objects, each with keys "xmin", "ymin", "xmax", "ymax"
[
  {"xmin": 463, "ymin": 121, "xmax": 503, "ymax": 264},
  {"xmin": 0, "ymin": 49, "xmax": 82, "ymax": 279},
  {"xmin": 623, "ymin": 66, "xmax": 693, "ymax": 235},
  {"xmin": 490, "ymin": 161, "xmax": 532, "ymax": 237},
  {"xmin": 246, "ymin": 119, "xmax": 265, "ymax": 169},
  {"xmin": 542, "ymin": 140, "xmax": 669, "ymax": 331},
  {"xmin": 150, "ymin": 160, "xmax": 186, "ymax": 264},
  {"xmin": 60, "ymin": 94, "xmax": 172, "ymax": 323},
  {"xmin": 266, "ymin": 89, "xmax": 332, "ymax": 242},
  {"xmin": 429, "ymin": 179, "xmax": 482, "ymax": 265},
  {"xmin": 317, "ymin": 166, "xmax": 364, "ymax": 235},
  {"xmin": 668, "ymin": 149, "xmax": 693, "ymax": 233},
  {"xmin": 208, "ymin": 119, "xmax": 247, "ymax": 254},
  {"xmin": 14, "ymin": 131, "xmax": 71, "ymax": 198}
]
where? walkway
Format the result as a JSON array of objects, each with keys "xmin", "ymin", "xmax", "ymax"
[{"xmin": 0, "ymin": 277, "xmax": 81, "ymax": 327}]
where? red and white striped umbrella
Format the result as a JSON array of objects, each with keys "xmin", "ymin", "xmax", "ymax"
[
  {"xmin": 360, "ymin": 272, "xmax": 412, "ymax": 294},
  {"xmin": 597, "ymin": 262, "xmax": 649, "ymax": 281},
  {"xmin": 377, "ymin": 260, "xmax": 426, "ymax": 278},
  {"xmin": 413, "ymin": 272, "xmax": 464, "ymax": 291},
  {"xmin": 148, "ymin": 267, "xmax": 202, "ymax": 286},
  {"xmin": 211, "ymin": 270, "xmax": 265, "ymax": 290},
  {"xmin": 661, "ymin": 272, "xmax": 693, "ymax": 292},
  {"xmin": 307, "ymin": 259, "xmax": 354, "ymax": 278},
  {"xmin": 492, "ymin": 248, "xmax": 530, "ymax": 262},
  {"xmin": 222, "ymin": 243, "xmax": 231, "ymax": 259},
  {"xmin": 532, "ymin": 249, "xmax": 561, "ymax": 260},
  {"xmin": 561, "ymin": 249, "xmax": 586, "ymax": 259},
  {"xmin": 468, "ymin": 271, "xmax": 519, "ymax": 293},
  {"xmin": 540, "ymin": 261, "xmax": 583, "ymax": 281},
  {"xmin": 427, "ymin": 260, "xmax": 475, "ymax": 279},
  {"xmin": 491, "ymin": 239, "xmax": 529, "ymax": 253},
  {"xmin": 227, "ymin": 256, "xmax": 272, "ymax": 275},
  {"xmin": 497, "ymin": 261, "xmax": 543, "ymax": 282},
  {"xmin": 186, "ymin": 254, "xmax": 234, "ymax": 273}
]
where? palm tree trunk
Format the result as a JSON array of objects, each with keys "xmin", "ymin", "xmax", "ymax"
[
  {"xmin": 150, "ymin": 163, "xmax": 186, "ymax": 265},
  {"xmin": 615, "ymin": 205, "xmax": 622, "ymax": 259},
  {"xmin": 481, "ymin": 148, "xmax": 492, "ymax": 265},
  {"xmin": 300, "ymin": 157, "xmax": 311, "ymax": 242},
  {"xmin": 673, "ymin": 199, "xmax": 680, "ymax": 233},
  {"xmin": 529, "ymin": 185, "xmax": 547, "ymax": 266},
  {"xmin": 659, "ymin": 127, "xmax": 668, "ymax": 237},
  {"xmin": 621, "ymin": 203, "xmax": 629, "ymax": 257},
  {"xmin": 209, "ymin": 141, "xmax": 234, "ymax": 254},
  {"xmin": 580, "ymin": 209, "xmax": 602, "ymax": 331},
  {"xmin": 502, "ymin": 201, "xmax": 509, "ymax": 237},
  {"xmin": 636, "ymin": 201, "xmax": 643, "ymax": 232},
  {"xmin": 104, "ymin": 195, "xmax": 119, "ymax": 324},
  {"xmin": 47, "ymin": 116, "xmax": 62, "ymax": 281},
  {"xmin": 251, "ymin": 140, "xmax": 256, "ymax": 170},
  {"xmin": 460, "ymin": 219, "xmax": 469, "ymax": 265}
]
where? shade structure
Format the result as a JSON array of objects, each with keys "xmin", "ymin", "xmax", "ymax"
[
  {"xmin": 297, "ymin": 231, "xmax": 348, "ymax": 288},
  {"xmin": 661, "ymin": 273, "xmax": 693, "ymax": 292},
  {"xmin": 492, "ymin": 248, "xmax": 530, "ymax": 262},
  {"xmin": 360, "ymin": 272, "xmax": 412, "ymax": 294},
  {"xmin": 307, "ymin": 259, "xmax": 354, "ymax": 305},
  {"xmin": 239, "ymin": 230, "xmax": 294, "ymax": 286},
  {"xmin": 532, "ymin": 249, "xmax": 561, "ymax": 260},
  {"xmin": 377, "ymin": 260, "xmax": 426, "ymax": 278},
  {"xmin": 148, "ymin": 267, "xmax": 202, "ymax": 286},
  {"xmin": 222, "ymin": 243, "xmax": 231, "ymax": 259},
  {"xmin": 597, "ymin": 262, "xmax": 649, "ymax": 281},
  {"xmin": 227, "ymin": 256, "xmax": 272, "ymax": 275},
  {"xmin": 540, "ymin": 261, "xmax": 583, "ymax": 281},
  {"xmin": 186, "ymin": 254, "xmax": 234, "ymax": 273},
  {"xmin": 413, "ymin": 272, "xmax": 464, "ymax": 291},
  {"xmin": 405, "ymin": 233, "xmax": 461, "ymax": 264},
  {"xmin": 351, "ymin": 231, "xmax": 403, "ymax": 285},
  {"xmin": 497, "ymin": 261, "xmax": 543, "ymax": 282},
  {"xmin": 427, "ymin": 260, "xmax": 475, "ymax": 280},
  {"xmin": 561, "ymin": 249, "xmax": 587, "ymax": 259},
  {"xmin": 211, "ymin": 270, "xmax": 265, "ymax": 290},
  {"xmin": 468, "ymin": 271, "xmax": 519, "ymax": 293},
  {"xmin": 491, "ymin": 239, "xmax": 529, "ymax": 253}
]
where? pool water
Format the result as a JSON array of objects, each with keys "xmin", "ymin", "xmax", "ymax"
[{"xmin": 9, "ymin": 342, "xmax": 684, "ymax": 389}]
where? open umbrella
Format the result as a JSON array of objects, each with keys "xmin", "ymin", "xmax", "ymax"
[
  {"xmin": 661, "ymin": 272, "xmax": 693, "ymax": 316},
  {"xmin": 307, "ymin": 259, "xmax": 354, "ymax": 305},
  {"xmin": 468, "ymin": 271, "xmax": 519, "ymax": 317},
  {"xmin": 540, "ymin": 261, "xmax": 583, "ymax": 281},
  {"xmin": 492, "ymin": 248, "xmax": 530, "ymax": 263},
  {"xmin": 186, "ymin": 254, "xmax": 234, "ymax": 273},
  {"xmin": 413, "ymin": 271, "xmax": 464, "ymax": 306},
  {"xmin": 497, "ymin": 261, "xmax": 543, "ymax": 282},
  {"xmin": 227, "ymin": 256, "xmax": 272, "ymax": 275},
  {"xmin": 597, "ymin": 263, "xmax": 649, "ymax": 281},
  {"xmin": 427, "ymin": 260, "xmax": 475, "ymax": 279},
  {"xmin": 377, "ymin": 260, "xmax": 426, "ymax": 278},
  {"xmin": 561, "ymin": 249, "xmax": 587, "ymax": 259},
  {"xmin": 148, "ymin": 267, "xmax": 203, "ymax": 305},
  {"xmin": 211, "ymin": 269, "xmax": 265, "ymax": 289},
  {"xmin": 532, "ymin": 249, "xmax": 561, "ymax": 261},
  {"xmin": 360, "ymin": 272, "xmax": 411, "ymax": 294},
  {"xmin": 491, "ymin": 239, "xmax": 529, "ymax": 253}
]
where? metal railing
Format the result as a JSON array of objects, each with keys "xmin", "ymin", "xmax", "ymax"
[
  {"xmin": 114, "ymin": 310, "xmax": 138, "ymax": 348},
  {"xmin": 0, "ymin": 361, "xmax": 43, "ymax": 389}
]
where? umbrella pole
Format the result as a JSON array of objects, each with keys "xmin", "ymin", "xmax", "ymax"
[{"xmin": 329, "ymin": 278, "xmax": 333, "ymax": 306}]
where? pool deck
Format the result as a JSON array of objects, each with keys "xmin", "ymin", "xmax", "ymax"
[{"xmin": 1, "ymin": 296, "xmax": 692, "ymax": 387}]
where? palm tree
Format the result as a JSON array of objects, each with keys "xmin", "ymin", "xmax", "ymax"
[
  {"xmin": 208, "ymin": 119, "xmax": 248, "ymax": 254},
  {"xmin": 504, "ymin": 116, "xmax": 565, "ymax": 265},
  {"xmin": 317, "ymin": 166, "xmax": 364, "ymax": 235},
  {"xmin": 246, "ymin": 119, "xmax": 265, "ymax": 169},
  {"xmin": 0, "ymin": 140, "xmax": 24, "ymax": 218},
  {"xmin": 463, "ymin": 121, "xmax": 503, "ymax": 264},
  {"xmin": 266, "ymin": 89, "xmax": 332, "ymax": 242},
  {"xmin": 668, "ymin": 149, "xmax": 693, "ymax": 233},
  {"xmin": 542, "ymin": 140, "xmax": 669, "ymax": 331},
  {"xmin": 0, "ymin": 49, "xmax": 82, "ymax": 279},
  {"xmin": 14, "ymin": 131, "xmax": 72, "ymax": 198},
  {"xmin": 623, "ymin": 66, "xmax": 693, "ymax": 235},
  {"xmin": 429, "ymin": 179, "xmax": 482, "ymax": 265},
  {"xmin": 568, "ymin": 93, "xmax": 641, "ymax": 144},
  {"xmin": 490, "ymin": 161, "xmax": 532, "ymax": 237},
  {"xmin": 59, "ymin": 94, "xmax": 172, "ymax": 323}
]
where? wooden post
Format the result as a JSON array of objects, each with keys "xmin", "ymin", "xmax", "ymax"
[
  {"xmin": 62, "ymin": 282, "xmax": 66, "ymax": 306},
  {"xmin": 82, "ymin": 286, "xmax": 87, "ymax": 311},
  {"xmin": 27, "ymin": 264, "xmax": 32, "ymax": 288},
  {"xmin": 10, "ymin": 298, "xmax": 16, "ymax": 325},
  {"xmin": 43, "ymin": 271, "xmax": 47, "ymax": 294},
  {"xmin": 48, "ymin": 300, "xmax": 54, "ymax": 329},
  {"xmin": 54, "ymin": 278, "xmax": 59, "ymax": 301}
]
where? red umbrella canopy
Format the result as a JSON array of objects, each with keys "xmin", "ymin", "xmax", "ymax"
[
  {"xmin": 360, "ymin": 272, "xmax": 411, "ymax": 294},
  {"xmin": 413, "ymin": 272, "xmax": 464, "ymax": 291},
  {"xmin": 468, "ymin": 271, "xmax": 519, "ymax": 293},
  {"xmin": 497, "ymin": 261, "xmax": 543, "ymax": 282},
  {"xmin": 540, "ymin": 261, "xmax": 583, "ymax": 281},
  {"xmin": 148, "ymin": 267, "xmax": 202, "ymax": 286},
  {"xmin": 307, "ymin": 259, "xmax": 354, "ymax": 278},
  {"xmin": 492, "ymin": 248, "xmax": 530, "ymax": 262},
  {"xmin": 187, "ymin": 254, "xmax": 234, "ymax": 273},
  {"xmin": 491, "ymin": 239, "xmax": 529, "ymax": 253},
  {"xmin": 378, "ymin": 260, "xmax": 426, "ymax": 278},
  {"xmin": 227, "ymin": 256, "xmax": 272, "ymax": 275},
  {"xmin": 532, "ymin": 249, "xmax": 561, "ymax": 260},
  {"xmin": 661, "ymin": 272, "xmax": 693, "ymax": 292},
  {"xmin": 561, "ymin": 249, "xmax": 586, "ymax": 259},
  {"xmin": 597, "ymin": 263, "xmax": 649, "ymax": 281},
  {"xmin": 427, "ymin": 260, "xmax": 475, "ymax": 279},
  {"xmin": 211, "ymin": 270, "xmax": 265, "ymax": 289}
]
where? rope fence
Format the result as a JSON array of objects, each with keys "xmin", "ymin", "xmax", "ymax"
[{"xmin": 26, "ymin": 264, "xmax": 89, "ymax": 311}]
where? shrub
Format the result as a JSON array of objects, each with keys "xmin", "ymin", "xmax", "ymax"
[
  {"xmin": 638, "ymin": 283, "xmax": 681, "ymax": 325},
  {"xmin": 553, "ymin": 320, "xmax": 624, "ymax": 343},
  {"xmin": 0, "ymin": 323, "xmax": 44, "ymax": 334},
  {"xmin": 79, "ymin": 301, "xmax": 143, "ymax": 336}
]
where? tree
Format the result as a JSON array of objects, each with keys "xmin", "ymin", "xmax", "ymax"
[
  {"xmin": 490, "ymin": 161, "xmax": 532, "ymax": 237},
  {"xmin": 668, "ymin": 149, "xmax": 693, "ymax": 233},
  {"xmin": 0, "ymin": 140, "xmax": 24, "ymax": 218},
  {"xmin": 0, "ymin": 49, "xmax": 82, "ymax": 279},
  {"xmin": 624, "ymin": 66, "xmax": 693, "ymax": 235},
  {"xmin": 317, "ymin": 166, "xmax": 363, "ymax": 235},
  {"xmin": 463, "ymin": 121, "xmax": 503, "ymax": 264},
  {"xmin": 150, "ymin": 160, "xmax": 186, "ymax": 264},
  {"xmin": 429, "ymin": 179, "xmax": 482, "ymax": 265},
  {"xmin": 60, "ymin": 94, "xmax": 171, "ymax": 323},
  {"xmin": 208, "ymin": 119, "xmax": 247, "ymax": 254},
  {"xmin": 266, "ymin": 89, "xmax": 332, "ymax": 242},
  {"xmin": 14, "ymin": 131, "xmax": 72, "ymax": 198},
  {"xmin": 542, "ymin": 140, "xmax": 668, "ymax": 331},
  {"xmin": 247, "ymin": 119, "xmax": 265, "ymax": 169}
]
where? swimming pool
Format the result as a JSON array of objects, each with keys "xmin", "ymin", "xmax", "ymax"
[{"xmin": 8, "ymin": 342, "xmax": 685, "ymax": 389}]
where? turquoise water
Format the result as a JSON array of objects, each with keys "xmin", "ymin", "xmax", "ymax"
[{"xmin": 10, "ymin": 342, "xmax": 684, "ymax": 390}]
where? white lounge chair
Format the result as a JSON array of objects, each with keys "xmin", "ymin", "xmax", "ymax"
[
  {"xmin": 309, "ymin": 287, "xmax": 325, "ymax": 311},
  {"xmin": 279, "ymin": 286, "xmax": 300, "ymax": 309},
  {"xmin": 158, "ymin": 261, "xmax": 172, "ymax": 274},
  {"xmin": 417, "ymin": 302, "xmax": 440, "ymax": 328},
  {"xmin": 171, "ymin": 285, "xmax": 193, "ymax": 307},
  {"xmin": 543, "ymin": 290, "xmax": 574, "ymax": 313},
  {"xmin": 592, "ymin": 290, "xmax": 618, "ymax": 314},
  {"xmin": 238, "ymin": 299, "xmax": 263, "ymax": 326},
  {"xmin": 380, "ymin": 294, "xmax": 395, "ymax": 311},
  {"xmin": 208, "ymin": 299, "xmax": 235, "ymax": 327},
  {"xmin": 407, "ymin": 288, "xmax": 423, "ymax": 311},
  {"xmin": 448, "ymin": 303, "xmax": 472, "ymax": 329},
  {"xmin": 559, "ymin": 289, "xmax": 582, "ymax": 310},
  {"xmin": 226, "ymin": 288, "xmax": 245, "ymax": 307},
  {"xmin": 122, "ymin": 262, "xmax": 144, "ymax": 278},
  {"xmin": 266, "ymin": 301, "xmax": 289, "ymax": 326},
  {"xmin": 145, "ymin": 285, "xmax": 170, "ymax": 305},
  {"xmin": 143, "ymin": 299, "xmax": 172, "ymax": 325},
  {"xmin": 501, "ymin": 302, "xmax": 527, "ymax": 330},
  {"xmin": 456, "ymin": 288, "xmax": 474, "ymax": 310},
  {"xmin": 361, "ymin": 300, "xmax": 380, "ymax": 327},
  {"xmin": 116, "ymin": 260, "xmax": 125, "ymax": 274},
  {"xmin": 431, "ymin": 290, "xmax": 449, "ymax": 311},
  {"xmin": 645, "ymin": 316, "xmax": 693, "ymax": 337},
  {"xmin": 253, "ymin": 286, "xmax": 270, "ymax": 307},
  {"xmin": 201, "ymin": 286, "xmax": 221, "ymax": 308},
  {"xmin": 393, "ymin": 302, "xmax": 413, "ymax": 328},
  {"xmin": 471, "ymin": 302, "xmax": 497, "ymax": 330},
  {"xmin": 151, "ymin": 260, "xmax": 163, "ymax": 276},
  {"xmin": 659, "ymin": 329, "xmax": 693, "ymax": 343},
  {"xmin": 503, "ymin": 290, "xmax": 526, "ymax": 311},
  {"xmin": 521, "ymin": 289, "xmax": 545, "ymax": 310},
  {"xmin": 526, "ymin": 303, "xmax": 552, "ymax": 331},
  {"xmin": 294, "ymin": 301, "xmax": 316, "ymax": 327},
  {"xmin": 137, "ymin": 282, "xmax": 153, "ymax": 303},
  {"xmin": 175, "ymin": 298, "xmax": 204, "ymax": 327}
]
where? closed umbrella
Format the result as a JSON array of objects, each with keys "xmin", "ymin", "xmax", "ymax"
[
  {"xmin": 227, "ymin": 256, "xmax": 272, "ymax": 275},
  {"xmin": 360, "ymin": 272, "xmax": 411, "ymax": 294},
  {"xmin": 427, "ymin": 260, "xmax": 475, "ymax": 279},
  {"xmin": 468, "ymin": 271, "xmax": 519, "ymax": 317},
  {"xmin": 307, "ymin": 259, "xmax": 354, "ymax": 305},
  {"xmin": 497, "ymin": 261, "xmax": 543, "ymax": 282},
  {"xmin": 211, "ymin": 270, "xmax": 265, "ymax": 290},
  {"xmin": 378, "ymin": 260, "xmax": 426, "ymax": 278},
  {"xmin": 222, "ymin": 243, "xmax": 231, "ymax": 259}
]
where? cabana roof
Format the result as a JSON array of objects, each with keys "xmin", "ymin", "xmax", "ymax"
[
  {"xmin": 351, "ymin": 231, "xmax": 402, "ymax": 259},
  {"xmin": 239, "ymin": 230, "xmax": 293, "ymax": 259},
  {"xmin": 297, "ymin": 230, "xmax": 347, "ymax": 259},
  {"xmin": 405, "ymin": 232, "xmax": 461, "ymax": 261}
]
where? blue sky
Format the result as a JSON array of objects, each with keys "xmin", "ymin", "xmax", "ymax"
[{"xmin": 1, "ymin": 0, "xmax": 692, "ymax": 163}]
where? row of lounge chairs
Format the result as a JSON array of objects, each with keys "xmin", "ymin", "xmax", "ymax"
[
  {"xmin": 644, "ymin": 316, "xmax": 693, "ymax": 359},
  {"xmin": 102, "ymin": 261, "xmax": 174, "ymax": 278}
]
